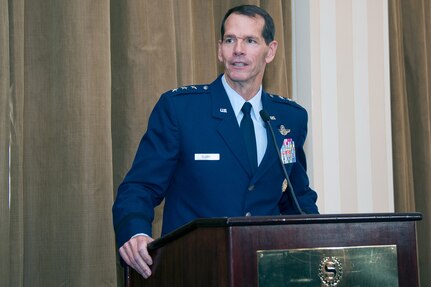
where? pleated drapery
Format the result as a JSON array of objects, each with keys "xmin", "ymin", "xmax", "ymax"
[
  {"xmin": 1, "ymin": 0, "xmax": 430, "ymax": 286},
  {"xmin": 389, "ymin": 1, "xmax": 431, "ymax": 285}
]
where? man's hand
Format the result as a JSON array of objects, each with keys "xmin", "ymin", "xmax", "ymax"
[{"xmin": 119, "ymin": 235, "xmax": 155, "ymax": 279}]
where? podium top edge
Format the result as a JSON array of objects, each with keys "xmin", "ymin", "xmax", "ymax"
[
  {"xmin": 148, "ymin": 212, "xmax": 422, "ymax": 250},
  {"xmin": 226, "ymin": 212, "xmax": 423, "ymax": 225}
]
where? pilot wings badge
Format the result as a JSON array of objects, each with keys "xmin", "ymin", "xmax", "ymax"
[{"xmin": 278, "ymin": 125, "xmax": 290, "ymax": 136}]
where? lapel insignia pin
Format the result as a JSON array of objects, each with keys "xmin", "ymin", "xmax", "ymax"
[
  {"xmin": 220, "ymin": 108, "xmax": 227, "ymax": 113},
  {"xmin": 279, "ymin": 125, "xmax": 290, "ymax": 136}
]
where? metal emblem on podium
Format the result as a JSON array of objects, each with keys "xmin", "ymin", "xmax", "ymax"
[{"xmin": 318, "ymin": 256, "xmax": 343, "ymax": 286}]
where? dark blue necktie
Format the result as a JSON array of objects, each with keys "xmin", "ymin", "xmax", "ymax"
[{"xmin": 240, "ymin": 102, "xmax": 258, "ymax": 173}]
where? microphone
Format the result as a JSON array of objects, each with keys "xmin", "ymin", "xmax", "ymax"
[{"xmin": 260, "ymin": 109, "xmax": 305, "ymax": 214}]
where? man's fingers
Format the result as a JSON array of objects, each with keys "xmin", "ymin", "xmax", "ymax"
[
  {"xmin": 138, "ymin": 247, "xmax": 153, "ymax": 266},
  {"xmin": 119, "ymin": 235, "xmax": 155, "ymax": 279},
  {"xmin": 132, "ymin": 252, "xmax": 152, "ymax": 278},
  {"xmin": 120, "ymin": 244, "xmax": 146, "ymax": 277},
  {"xmin": 119, "ymin": 247, "xmax": 132, "ymax": 266}
]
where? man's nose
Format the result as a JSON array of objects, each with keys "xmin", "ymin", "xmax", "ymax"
[{"xmin": 233, "ymin": 40, "xmax": 245, "ymax": 55}]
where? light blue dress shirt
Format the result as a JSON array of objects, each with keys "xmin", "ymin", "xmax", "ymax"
[{"xmin": 221, "ymin": 75, "xmax": 268, "ymax": 166}]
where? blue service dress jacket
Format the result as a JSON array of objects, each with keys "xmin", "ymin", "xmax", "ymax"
[{"xmin": 113, "ymin": 74, "xmax": 318, "ymax": 248}]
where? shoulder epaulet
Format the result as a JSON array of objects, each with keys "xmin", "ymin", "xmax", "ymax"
[
  {"xmin": 168, "ymin": 84, "xmax": 210, "ymax": 96},
  {"xmin": 268, "ymin": 93, "xmax": 294, "ymax": 102},
  {"xmin": 267, "ymin": 93, "xmax": 305, "ymax": 111}
]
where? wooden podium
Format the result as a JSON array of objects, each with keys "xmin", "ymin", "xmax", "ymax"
[{"xmin": 125, "ymin": 213, "xmax": 421, "ymax": 287}]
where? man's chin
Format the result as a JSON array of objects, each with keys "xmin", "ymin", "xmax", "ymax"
[{"xmin": 225, "ymin": 72, "xmax": 249, "ymax": 83}]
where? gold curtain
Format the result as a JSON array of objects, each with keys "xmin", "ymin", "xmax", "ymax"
[
  {"xmin": 0, "ymin": 0, "xmax": 12, "ymax": 284},
  {"xmin": 389, "ymin": 0, "xmax": 431, "ymax": 286},
  {"xmin": 2, "ymin": 0, "xmax": 117, "ymax": 286},
  {"xmin": 1, "ymin": 0, "xmax": 291, "ymax": 286}
]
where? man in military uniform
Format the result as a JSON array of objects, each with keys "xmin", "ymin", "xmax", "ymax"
[{"xmin": 112, "ymin": 4, "xmax": 318, "ymax": 278}]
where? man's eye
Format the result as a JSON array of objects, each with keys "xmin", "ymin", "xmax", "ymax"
[
  {"xmin": 247, "ymin": 38, "xmax": 257, "ymax": 44},
  {"xmin": 224, "ymin": 38, "xmax": 234, "ymax": 44}
]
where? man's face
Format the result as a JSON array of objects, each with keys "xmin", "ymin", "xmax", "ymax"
[{"xmin": 218, "ymin": 13, "xmax": 277, "ymax": 89}]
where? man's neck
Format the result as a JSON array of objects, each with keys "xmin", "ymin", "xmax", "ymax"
[{"xmin": 225, "ymin": 78, "xmax": 262, "ymax": 101}]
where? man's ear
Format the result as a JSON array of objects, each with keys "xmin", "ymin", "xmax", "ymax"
[{"xmin": 265, "ymin": 40, "xmax": 278, "ymax": 63}]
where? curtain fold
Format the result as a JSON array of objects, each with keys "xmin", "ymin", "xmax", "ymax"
[
  {"xmin": 0, "ymin": 1, "xmax": 11, "ymax": 286},
  {"xmin": 389, "ymin": 0, "xmax": 431, "ymax": 286},
  {"xmin": 21, "ymin": 0, "xmax": 116, "ymax": 285},
  {"xmin": 389, "ymin": 0, "xmax": 416, "ymax": 212},
  {"xmin": 3, "ymin": 0, "xmax": 117, "ymax": 286},
  {"xmin": 3, "ymin": 0, "xmax": 25, "ymax": 286}
]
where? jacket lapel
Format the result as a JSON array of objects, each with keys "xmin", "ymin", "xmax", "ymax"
[
  {"xmin": 252, "ymin": 92, "xmax": 278, "ymax": 181},
  {"xmin": 210, "ymin": 77, "xmax": 253, "ymax": 176},
  {"xmin": 253, "ymin": 92, "xmax": 293, "ymax": 181}
]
